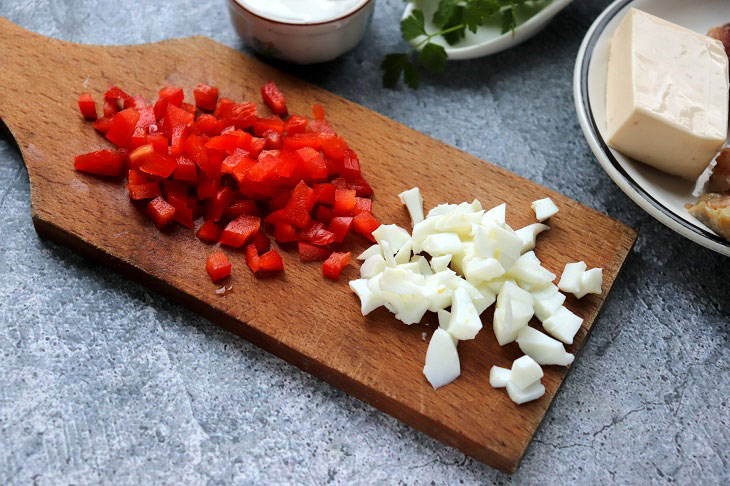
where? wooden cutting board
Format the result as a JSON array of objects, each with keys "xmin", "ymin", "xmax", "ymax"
[{"xmin": 0, "ymin": 17, "xmax": 636, "ymax": 473}]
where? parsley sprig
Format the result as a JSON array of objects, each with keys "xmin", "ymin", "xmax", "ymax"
[{"xmin": 381, "ymin": 0, "xmax": 534, "ymax": 89}]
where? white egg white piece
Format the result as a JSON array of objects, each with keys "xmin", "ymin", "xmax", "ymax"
[
  {"xmin": 422, "ymin": 233, "xmax": 463, "ymax": 257},
  {"xmin": 360, "ymin": 253, "xmax": 386, "ymax": 279},
  {"xmin": 575, "ymin": 267, "xmax": 603, "ymax": 298},
  {"xmin": 358, "ymin": 244, "xmax": 381, "ymax": 261},
  {"xmin": 446, "ymin": 287, "xmax": 482, "ymax": 340},
  {"xmin": 394, "ymin": 240, "xmax": 412, "ymax": 264},
  {"xmin": 481, "ymin": 203, "xmax": 506, "ymax": 226},
  {"xmin": 558, "ymin": 261, "xmax": 587, "ymax": 294},
  {"xmin": 411, "ymin": 255, "xmax": 433, "ymax": 276},
  {"xmin": 426, "ymin": 203, "xmax": 457, "ymax": 219},
  {"xmin": 372, "ymin": 224, "xmax": 411, "ymax": 255},
  {"xmin": 506, "ymin": 380, "xmax": 545, "ymax": 404},
  {"xmin": 398, "ymin": 187, "xmax": 425, "ymax": 227},
  {"xmin": 411, "ymin": 217, "xmax": 440, "ymax": 253},
  {"xmin": 423, "ymin": 329, "xmax": 461, "ymax": 389},
  {"xmin": 437, "ymin": 309, "xmax": 451, "ymax": 329},
  {"xmin": 510, "ymin": 355, "xmax": 544, "ymax": 390},
  {"xmin": 515, "ymin": 223, "xmax": 549, "ymax": 253},
  {"xmin": 430, "ymin": 255, "xmax": 452, "ymax": 273},
  {"xmin": 349, "ymin": 279, "xmax": 385, "ymax": 315},
  {"xmin": 531, "ymin": 197, "xmax": 559, "ymax": 222},
  {"xmin": 517, "ymin": 326, "xmax": 575, "ymax": 366},
  {"xmin": 473, "ymin": 225, "xmax": 496, "ymax": 258},
  {"xmin": 464, "ymin": 257, "xmax": 505, "ymax": 284},
  {"xmin": 542, "ymin": 306, "xmax": 583, "ymax": 345},
  {"xmin": 533, "ymin": 291, "xmax": 566, "ymax": 322},
  {"xmin": 489, "ymin": 366, "xmax": 511, "ymax": 388},
  {"xmin": 530, "ymin": 282, "xmax": 559, "ymax": 301}
]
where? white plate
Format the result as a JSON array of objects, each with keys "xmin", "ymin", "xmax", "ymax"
[
  {"xmin": 573, "ymin": 0, "xmax": 730, "ymax": 256},
  {"xmin": 403, "ymin": 0, "xmax": 572, "ymax": 60}
]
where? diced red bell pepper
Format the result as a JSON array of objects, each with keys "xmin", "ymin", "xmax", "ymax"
[
  {"xmin": 218, "ymin": 102, "xmax": 258, "ymax": 130},
  {"xmin": 206, "ymin": 130, "xmax": 252, "ymax": 153},
  {"xmin": 128, "ymin": 168, "xmax": 151, "ymax": 185},
  {"xmin": 128, "ymin": 182, "xmax": 161, "ymax": 200},
  {"xmin": 78, "ymin": 93, "xmax": 97, "ymax": 120},
  {"xmin": 223, "ymin": 199, "xmax": 258, "ymax": 219},
  {"xmin": 246, "ymin": 150, "xmax": 280, "ymax": 183},
  {"xmin": 164, "ymin": 183, "xmax": 195, "ymax": 229},
  {"xmin": 154, "ymin": 86, "xmax": 184, "ymax": 119},
  {"xmin": 258, "ymin": 249, "xmax": 284, "ymax": 272},
  {"xmin": 196, "ymin": 170, "xmax": 220, "ymax": 200},
  {"xmin": 328, "ymin": 216, "xmax": 353, "ymax": 243},
  {"xmin": 321, "ymin": 135, "xmax": 347, "ymax": 160},
  {"xmin": 146, "ymin": 133, "xmax": 169, "ymax": 154},
  {"xmin": 262, "ymin": 130, "xmax": 282, "ymax": 150},
  {"xmin": 354, "ymin": 197, "xmax": 372, "ymax": 215},
  {"xmin": 104, "ymin": 86, "xmax": 135, "ymax": 108},
  {"xmin": 106, "ymin": 108, "xmax": 140, "ymax": 148},
  {"xmin": 220, "ymin": 215, "xmax": 261, "ymax": 248},
  {"xmin": 180, "ymin": 102, "xmax": 196, "ymax": 114},
  {"xmin": 185, "ymin": 134, "xmax": 219, "ymax": 178},
  {"xmin": 283, "ymin": 133, "xmax": 321, "ymax": 150},
  {"xmin": 313, "ymin": 183, "xmax": 336, "ymax": 205},
  {"xmin": 129, "ymin": 127, "xmax": 147, "ymax": 150},
  {"xmin": 261, "ymin": 81, "xmax": 287, "ymax": 116},
  {"xmin": 340, "ymin": 149, "xmax": 361, "ymax": 178},
  {"xmin": 253, "ymin": 116, "xmax": 284, "ymax": 136},
  {"xmin": 206, "ymin": 250, "xmax": 231, "ymax": 282},
  {"xmin": 332, "ymin": 176, "xmax": 374, "ymax": 197},
  {"xmin": 312, "ymin": 103, "xmax": 325, "ymax": 120},
  {"xmin": 352, "ymin": 211, "xmax": 380, "ymax": 242},
  {"xmin": 165, "ymin": 104, "xmax": 194, "ymax": 156},
  {"xmin": 334, "ymin": 188, "xmax": 356, "ymax": 216},
  {"xmin": 194, "ymin": 84, "xmax": 219, "ymax": 111},
  {"xmin": 283, "ymin": 180, "xmax": 316, "ymax": 228},
  {"xmin": 298, "ymin": 242, "xmax": 332, "ymax": 262},
  {"xmin": 301, "ymin": 221, "xmax": 336, "ymax": 246},
  {"xmin": 273, "ymin": 222, "xmax": 297, "ymax": 243},
  {"xmin": 249, "ymin": 137, "xmax": 266, "ymax": 158},
  {"xmin": 103, "ymin": 99, "xmax": 119, "ymax": 118},
  {"xmin": 196, "ymin": 220, "xmax": 221, "ymax": 243},
  {"xmin": 204, "ymin": 186, "xmax": 235, "ymax": 222},
  {"xmin": 307, "ymin": 119, "xmax": 335, "ymax": 135},
  {"xmin": 173, "ymin": 155, "xmax": 198, "ymax": 182},
  {"xmin": 252, "ymin": 231, "xmax": 271, "ymax": 253},
  {"xmin": 322, "ymin": 251, "xmax": 351, "ymax": 280},
  {"xmin": 296, "ymin": 147, "xmax": 327, "ymax": 181},
  {"xmin": 194, "ymin": 114, "xmax": 224, "ymax": 136},
  {"xmin": 93, "ymin": 116, "xmax": 113, "ymax": 134},
  {"xmin": 129, "ymin": 143, "xmax": 155, "ymax": 169},
  {"xmin": 316, "ymin": 205, "xmax": 334, "ymax": 225},
  {"xmin": 147, "ymin": 196, "xmax": 176, "ymax": 229},
  {"xmin": 136, "ymin": 105, "xmax": 156, "ymax": 130},
  {"xmin": 140, "ymin": 152, "xmax": 177, "ymax": 178},
  {"xmin": 221, "ymin": 149, "xmax": 249, "ymax": 174},
  {"xmin": 276, "ymin": 150, "xmax": 301, "ymax": 180},
  {"xmin": 245, "ymin": 244, "xmax": 260, "ymax": 273},
  {"xmin": 214, "ymin": 97, "xmax": 234, "ymax": 118},
  {"xmin": 284, "ymin": 115, "xmax": 308, "ymax": 136},
  {"xmin": 74, "ymin": 149, "xmax": 124, "ymax": 177},
  {"xmin": 231, "ymin": 156, "xmax": 257, "ymax": 185}
]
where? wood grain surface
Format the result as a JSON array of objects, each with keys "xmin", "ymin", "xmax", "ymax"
[{"xmin": 0, "ymin": 17, "xmax": 636, "ymax": 473}]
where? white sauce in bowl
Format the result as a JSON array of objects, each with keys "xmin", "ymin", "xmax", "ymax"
[{"xmin": 237, "ymin": 0, "xmax": 367, "ymax": 24}]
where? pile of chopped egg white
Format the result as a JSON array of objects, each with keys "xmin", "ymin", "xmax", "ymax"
[{"xmin": 349, "ymin": 188, "xmax": 603, "ymax": 405}]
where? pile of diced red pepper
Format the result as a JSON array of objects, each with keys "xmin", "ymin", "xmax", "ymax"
[{"xmin": 73, "ymin": 82, "xmax": 380, "ymax": 283}]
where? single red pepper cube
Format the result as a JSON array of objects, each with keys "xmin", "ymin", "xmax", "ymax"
[
  {"xmin": 253, "ymin": 116, "xmax": 284, "ymax": 136},
  {"xmin": 284, "ymin": 115, "xmax": 307, "ymax": 135},
  {"xmin": 221, "ymin": 149, "xmax": 250, "ymax": 174},
  {"xmin": 295, "ymin": 147, "xmax": 328, "ymax": 181},
  {"xmin": 219, "ymin": 102, "xmax": 258, "ymax": 130},
  {"xmin": 313, "ymin": 183, "xmax": 336, "ymax": 205},
  {"xmin": 194, "ymin": 84, "xmax": 219, "ymax": 111},
  {"xmin": 246, "ymin": 150, "xmax": 281, "ymax": 183},
  {"xmin": 173, "ymin": 155, "xmax": 198, "ymax": 182},
  {"xmin": 262, "ymin": 129, "xmax": 282, "ymax": 150},
  {"xmin": 328, "ymin": 216, "xmax": 353, "ymax": 243},
  {"xmin": 306, "ymin": 119, "xmax": 334, "ymax": 135},
  {"xmin": 128, "ymin": 168, "xmax": 151, "ymax": 185},
  {"xmin": 245, "ymin": 244, "xmax": 260, "ymax": 273},
  {"xmin": 252, "ymin": 231, "xmax": 271, "ymax": 253},
  {"xmin": 194, "ymin": 113, "xmax": 224, "ymax": 136},
  {"xmin": 129, "ymin": 143, "xmax": 155, "ymax": 169},
  {"xmin": 354, "ymin": 197, "xmax": 372, "ymax": 215},
  {"xmin": 163, "ymin": 179, "xmax": 190, "ymax": 206},
  {"xmin": 129, "ymin": 127, "xmax": 147, "ymax": 150},
  {"xmin": 248, "ymin": 137, "xmax": 266, "ymax": 158},
  {"xmin": 196, "ymin": 220, "xmax": 222, "ymax": 243},
  {"xmin": 78, "ymin": 93, "xmax": 97, "ymax": 120},
  {"xmin": 136, "ymin": 105, "xmax": 156, "ymax": 130},
  {"xmin": 301, "ymin": 221, "xmax": 336, "ymax": 246},
  {"xmin": 214, "ymin": 97, "xmax": 234, "ymax": 118},
  {"xmin": 180, "ymin": 102, "xmax": 196, "ymax": 114},
  {"xmin": 165, "ymin": 104, "xmax": 194, "ymax": 156},
  {"xmin": 352, "ymin": 211, "xmax": 380, "ymax": 242},
  {"xmin": 74, "ymin": 149, "xmax": 124, "ymax": 178},
  {"xmin": 284, "ymin": 180, "xmax": 316, "ymax": 228},
  {"xmin": 139, "ymin": 152, "xmax": 177, "ymax": 178},
  {"xmin": 332, "ymin": 176, "xmax": 374, "ymax": 197},
  {"xmin": 273, "ymin": 222, "xmax": 297, "ymax": 243},
  {"xmin": 297, "ymin": 242, "xmax": 332, "ymax": 262},
  {"xmin": 204, "ymin": 186, "xmax": 235, "ymax": 222},
  {"xmin": 196, "ymin": 170, "xmax": 220, "ymax": 200},
  {"xmin": 258, "ymin": 249, "xmax": 284, "ymax": 272},
  {"xmin": 154, "ymin": 86, "xmax": 185, "ymax": 119},
  {"xmin": 322, "ymin": 251, "xmax": 351, "ymax": 280},
  {"xmin": 128, "ymin": 182, "xmax": 161, "ymax": 200},
  {"xmin": 261, "ymin": 81, "xmax": 288, "ymax": 116},
  {"xmin": 92, "ymin": 116, "xmax": 113, "ymax": 134},
  {"xmin": 223, "ymin": 199, "xmax": 258, "ymax": 220},
  {"xmin": 311, "ymin": 103, "xmax": 325, "ymax": 120},
  {"xmin": 106, "ymin": 108, "xmax": 140, "ymax": 148},
  {"xmin": 340, "ymin": 149, "xmax": 361, "ymax": 178},
  {"xmin": 220, "ymin": 215, "xmax": 261, "ymax": 248},
  {"xmin": 315, "ymin": 205, "xmax": 334, "ymax": 225},
  {"xmin": 104, "ymin": 86, "xmax": 135, "ymax": 107},
  {"xmin": 334, "ymin": 188, "xmax": 357, "ymax": 216},
  {"xmin": 206, "ymin": 250, "xmax": 231, "ymax": 282},
  {"xmin": 147, "ymin": 196, "xmax": 176, "ymax": 229},
  {"xmin": 146, "ymin": 133, "xmax": 169, "ymax": 154},
  {"xmin": 320, "ymin": 135, "xmax": 347, "ymax": 161},
  {"xmin": 232, "ymin": 155, "xmax": 257, "ymax": 184},
  {"xmin": 103, "ymin": 99, "xmax": 119, "ymax": 118},
  {"xmin": 283, "ymin": 133, "xmax": 321, "ymax": 150}
]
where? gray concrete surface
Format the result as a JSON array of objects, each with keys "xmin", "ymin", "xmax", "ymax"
[{"xmin": 1, "ymin": 0, "xmax": 728, "ymax": 484}]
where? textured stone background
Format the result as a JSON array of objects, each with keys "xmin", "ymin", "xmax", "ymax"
[{"xmin": 1, "ymin": 0, "xmax": 729, "ymax": 484}]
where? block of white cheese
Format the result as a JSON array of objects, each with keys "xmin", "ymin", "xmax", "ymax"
[{"xmin": 605, "ymin": 8, "xmax": 729, "ymax": 181}]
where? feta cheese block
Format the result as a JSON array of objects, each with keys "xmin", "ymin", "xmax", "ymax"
[{"xmin": 605, "ymin": 8, "xmax": 729, "ymax": 181}]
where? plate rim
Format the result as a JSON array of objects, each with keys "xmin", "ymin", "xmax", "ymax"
[{"xmin": 572, "ymin": 0, "xmax": 730, "ymax": 256}]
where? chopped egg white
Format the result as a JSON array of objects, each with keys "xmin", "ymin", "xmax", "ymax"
[
  {"xmin": 517, "ymin": 326, "xmax": 575, "ymax": 366},
  {"xmin": 489, "ymin": 366, "xmax": 511, "ymax": 388},
  {"xmin": 506, "ymin": 380, "xmax": 546, "ymax": 404},
  {"xmin": 515, "ymin": 223, "xmax": 549, "ymax": 253},
  {"xmin": 542, "ymin": 306, "xmax": 583, "ymax": 345},
  {"xmin": 510, "ymin": 355, "xmax": 544, "ymax": 390},
  {"xmin": 358, "ymin": 244, "xmax": 381, "ymax": 261},
  {"xmin": 447, "ymin": 287, "xmax": 483, "ymax": 340},
  {"xmin": 576, "ymin": 267, "xmax": 603, "ymax": 298},
  {"xmin": 557, "ymin": 261, "xmax": 587, "ymax": 294},
  {"xmin": 398, "ymin": 187, "xmax": 424, "ymax": 227},
  {"xmin": 348, "ymin": 279, "xmax": 384, "ymax": 315},
  {"xmin": 531, "ymin": 197, "xmax": 559, "ymax": 221},
  {"xmin": 423, "ymin": 329, "xmax": 460, "ymax": 389}
]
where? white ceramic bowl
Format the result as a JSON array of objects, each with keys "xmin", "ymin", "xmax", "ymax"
[
  {"xmin": 227, "ymin": 0, "xmax": 375, "ymax": 64},
  {"xmin": 402, "ymin": 0, "xmax": 572, "ymax": 60}
]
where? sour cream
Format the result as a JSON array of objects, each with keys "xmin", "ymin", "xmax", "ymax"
[{"xmin": 238, "ymin": 0, "xmax": 367, "ymax": 24}]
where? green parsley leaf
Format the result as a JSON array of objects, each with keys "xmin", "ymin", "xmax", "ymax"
[
  {"xmin": 403, "ymin": 61, "xmax": 420, "ymax": 90},
  {"xmin": 500, "ymin": 7, "xmax": 515, "ymax": 34},
  {"xmin": 418, "ymin": 43, "xmax": 447, "ymax": 73},
  {"xmin": 464, "ymin": 0, "xmax": 501, "ymax": 33},
  {"xmin": 401, "ymin": 9, "xmax": 426, "ymax": 41},
  {"xmin": 381, "ymin": 53, "xmax": 409, "ymax": 89},
  {"xmin": 433, "ymin": 0, "xmax": 457, "ymax": 28},
  {"xmin": 442, "ymin": 5, "xmax": 466, "ymax": 45}
]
